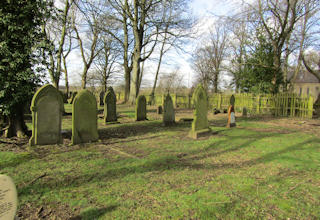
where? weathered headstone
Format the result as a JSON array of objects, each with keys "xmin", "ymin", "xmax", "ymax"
[
  {"xmin": 99, "ymin": 91, "xmax": 105, "ymax": 106},
  {"xmin": 163, "ymin": 94, "xmax": 175, "ymax": 126},
  {"xmin": 29, "ymin": 84, "xmax": 63, "ymax": 146},
  {"xmin": 157, "ymin": 105, "xmax": 162, "ymax": 114},
  {"xmin": 135, "ymin": 95, "xmax": 147, "ymax": 121},
  {"xmin": 72, "ymin": 90, "xmax": 99, "ymax": 144},
  {"xmin": 189, "ymin": 84, "xmax": 211, "ymax": 139},
  {"xmin": 227, "ymin": 95, "xmax": 236, "ymax": 128},
  {"xmin": 242, "ymin": 107, "xmax": 247, "ymax": 117},
  {"xmin": 104, "ymin": 87, "xmax": 117, "ymax": 123},
  {"xmin": 0, "ymin": 175, "xmax": 18, "ymax": 220}
]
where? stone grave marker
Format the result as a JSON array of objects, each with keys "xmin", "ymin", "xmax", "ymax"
[
  {"xmin": 99, "ymin": 91, "xmax": 105, "ymax": 106},
  {"xmin": 157, "ymin": 106, "xmax": 162, "ymax": 114},
  {"xmin": 189, "ymin": 84, "xmax": 211, "ymax": 139},
  {"xmin": 104, "ymin": 87, "xmax": 117, "ymax": 123},
  {"xmin": 29, "ymin": 84, "xmax": 63, "ymax": 146},
  {"xmin": 163, "ymin": 94, "xmax": 175, "ymax": 126},
  {"xmin": 72, "ymin": 90, "xmax": 99, "ymax": 144},
  {"xmin": 0, "ymin": 175, "xmax": 18, "ymax": 220},
  {"xmin": 227, "ymin": 95, "xmax": 236, "ymax": 128},
  {"xmin": 242, "ymin": 107, "xmax": 247, "ymax": 117},
  {"xmin": 135, "ymin": 95, "xmax": 147, "ymax": 121}
]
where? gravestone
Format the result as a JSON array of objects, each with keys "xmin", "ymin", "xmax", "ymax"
[
  {"xmin": 29, "ymin": 84, "xmax": 63, "ymax": 146},
  {"xmin": 227, "ymin": 95, "xmax": 236, "ymax": 128},
  {"xmin": 157, "ymin": 106, "xmax": 162, "ymax": 114},
  {"xmin": 189, "ymin": 84, "xmax": 211, "ymax": 139},
  {"xmin": 99, "ymin": 91, "xmax": 105, "ymax": 106},
  {"xmin": 242, "ymin": 107, "xmax": 247, "ymax": 117},
  {"xmin": 72, "ymin": 90, "xmax": 99, "ymax": 144},
  {"xmin": 163, "ymin": 94, "xmax": 175, "ymax": 126},
  {"xmin": 0, "ymin": 175, "xmax": 18, "ymax": 220},
  {"xmin": 104, "ymin": 87, "xmax": 117, "ymax": 123},
  {"xmin": 135, "ymin": 95, "xmax": 147, "ymax": 121}
]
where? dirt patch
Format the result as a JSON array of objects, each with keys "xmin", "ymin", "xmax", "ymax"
[{"xmin": 17, "ymin": 202, "xmax": 77, "ymax": 220}]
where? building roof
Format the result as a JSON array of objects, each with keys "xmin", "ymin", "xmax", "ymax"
[{"xmin": 288, "ymin": 69, "xmax": 320, "ymax": 83}]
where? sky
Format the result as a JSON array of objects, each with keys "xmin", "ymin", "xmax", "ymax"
[{"xmin": 61, "ymin": 0, "xmax": 245, "ymax": 89}]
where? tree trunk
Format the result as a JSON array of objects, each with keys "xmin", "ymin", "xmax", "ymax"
[
  {"xmin": 124, "ymin": 63, "xmax": 130, "ymax": 103},
  {"xmin": 129, "ymin": 54, "xmax": 140, "ymax": 105},
  {"xmin": 63, "ymin": 55, "xmax": 69, "ymax": 98},
  {"xmin": 4, "ymin": 106, "xmax": 27, "ymax": 138}
]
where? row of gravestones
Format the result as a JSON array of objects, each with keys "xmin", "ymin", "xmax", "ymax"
[{"xmin": 29, "ymin": 84, "xmax": 176, "ymax": 146}]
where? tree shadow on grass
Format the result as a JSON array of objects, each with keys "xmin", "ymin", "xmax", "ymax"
[
  {"xmin": 69, "ymin": 205, "xmax": 118, "ymax": 220},
  {"xmin": 20, "ymin": 131, "xmax": 319, "ymax": 197}
]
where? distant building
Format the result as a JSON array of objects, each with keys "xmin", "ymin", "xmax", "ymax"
[{"xmin": 289, "ymin": 70, "xmax": 320, "ymax": 99}]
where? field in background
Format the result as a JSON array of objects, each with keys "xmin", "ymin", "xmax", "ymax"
[{"xmin": 1, "ymin": 104, "xmax": 320, "ymax": 219}]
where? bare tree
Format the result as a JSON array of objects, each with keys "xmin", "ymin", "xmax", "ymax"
[
  {"xmin": 72, "ymin": 0, "xmax": 103, "ymax": 89},
  {"xmin": 193, "ymin": 20, "xmax": 229, "ymax": 93},
  {"xmin": 42, "ymin": 0, "xmax": 74, "ymax": 89}
]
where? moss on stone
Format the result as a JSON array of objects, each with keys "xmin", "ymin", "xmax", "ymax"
[
  {"xmin": 163, "ymin": 94, "xmax": 175, "ymax": 126},
  {"xmin": 189, "ymin": 84, "xmax": 210, "ymax": 139},
  {"xmin": 29, "ymin": 84, "xmax": 63, "ymax": 146},
  {"xmin": 104, "ymin": 87, "xmax": 117, "ymax": 123},
  {"xmin": 135, "ymin": 95, "xmax": 147, "ymax": 121},
  {"xmin": 72, "ymin": 90, "xmax": 99, "ymax": 145}
]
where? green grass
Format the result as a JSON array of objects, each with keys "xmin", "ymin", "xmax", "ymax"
[{"xmin": 1, "ymin": 105, "xmax": 320, "ymax": 219}]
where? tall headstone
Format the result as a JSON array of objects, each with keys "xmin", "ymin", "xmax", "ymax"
[
  {"xmin": 163, "ymin": 94, "xmax": 175, "ymax": 126},
  {"xmin": 135, "ymin": 95, "xmax": 147, "ymax": 121},
  {"xmin": 72, "ymin": 90, "xmax": 99, "ymax": 144},
  {"xmin": 189, "ymin": 84, "xmax": 211, "ymax": 139},
  {"xmin": 29, "ymin": 84, "xmax": 63, "ymax": 146},
  {"xmin": 0, "ymin": 175, "xmax": 18, "ymax": 220},
  {"xmin": 99, "ymin": 91, "xmax": 105, "ymax": 106},
  {"xmin": 227, "ymin": 95, "xmax": 236, "ymax": 128},
  {"xmin": 104, "ymin": 87, "xmax": 117, "ymax": 123}
]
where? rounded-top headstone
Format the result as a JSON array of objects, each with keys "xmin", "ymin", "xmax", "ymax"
[
  {"xmin": 72, "ymin": 89, "xmax": 99, "ymax": 144},
  {"xmin": 29, "ymin": 84, "xmax": 63, "ymax": 146},
  {"xmin": 135, "ymin": 95, "xmax": 147, "ymax": 121},
  {"xmin": 0, "ymin": 175, "xmax": 18, "ymax": 220},
  {"xmin": 104, "ymin": 87, "xmax": 117, "ymax": 122},
  {"xmin": 230, "ymin": 95, "xmax": 235, "ymax": 106}
]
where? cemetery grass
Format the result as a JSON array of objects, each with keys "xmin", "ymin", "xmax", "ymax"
[{"xmin": 0, "ymin": 105, "xmax": 319, "ymax": 219}]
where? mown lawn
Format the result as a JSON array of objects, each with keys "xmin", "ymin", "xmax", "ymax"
[{"xmin": 1, "ymin": 104, "xmax": 320, "ymax": 219}]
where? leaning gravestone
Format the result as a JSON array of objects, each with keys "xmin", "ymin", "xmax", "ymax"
[
  {"xmin": 72, "ymin": 90, "xmax": 99, "ymax": 144},
  {"xmin": 163, "ymin": 94, "xmax": 175, "ymax": 126},
  {"xmin": 135, "ymin": 95, "xmax": 147, "ymax": 121},
  {"xmin": 189, "ymin": 84, "xmax": 211, "ymax": 139},
  {"xmin": 227, "ymin": 95, "xmax": 236, "ymax": 128},
  {"xmin": 29, "ymin": 84, "xmax": 63, "ymax": 146},
  {"xmin": 104, "ymin": 87, "xmax": 117, "ymax": 123},
  {"xmin": 99, "ymin": 91, "xmax": 105, "ymax": 106},
  {"xmin": 0, "ymin": 175, "xmax": 18, "ymax": 220}
]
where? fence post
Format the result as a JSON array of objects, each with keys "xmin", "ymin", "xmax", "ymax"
[
  {"xmin": 308, "ymin": 96, "xmax": 314, "ymax": 119},
  {"xmin": 188, "ymin": 94, "xmax": 191, "ymax": 109},
  {"xmin": 257, "ymin": 95, "xmax": 260, "ymax": 114}
]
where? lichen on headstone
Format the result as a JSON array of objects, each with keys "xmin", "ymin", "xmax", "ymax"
[
  {"xmin": 104, "ymin": 87, "xmax": 117, "ymax": 123},
  {"xmin": 189, "ymin": 84, "xmax": 210, "ymax": 139},
  {"xmin": 135, "ymin": 95, "xmax": 147, "ymax": 121},
  {"xmin": 29, "ymin": 84, "xmax": 63, "ymax": 146},
  {"xmin": 72, "ymin": 90, "xmax": 99, "ymax": 144},
  {"xmin": 163, "ymin": 94, "xmax": 175, "ymax": 126}
]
